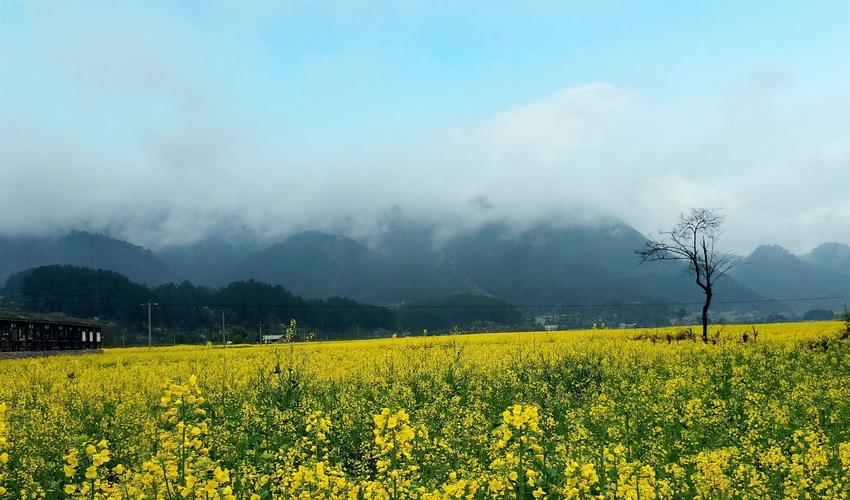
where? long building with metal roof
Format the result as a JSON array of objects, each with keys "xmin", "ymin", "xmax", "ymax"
[{"xmin": 0, "ymin": 313, "xmax": 102, "ymax": 352}]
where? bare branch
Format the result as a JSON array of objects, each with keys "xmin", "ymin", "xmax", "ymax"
[{"xmin": 635, "ymin": 208, "xmax": 741, "ymax": 342}]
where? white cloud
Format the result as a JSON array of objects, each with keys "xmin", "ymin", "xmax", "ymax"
[
  {"xmin": 1, "ymin": 3, "xmax": 848, "ymax": 255},
  {"xmin": 475, "ymin": 82, "xmax": 633, "ymax": 163}
]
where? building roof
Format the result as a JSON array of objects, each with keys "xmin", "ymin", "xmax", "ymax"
[{"xmin": 0, "ymin": 311, "xmax": 103, "ymax": 328}]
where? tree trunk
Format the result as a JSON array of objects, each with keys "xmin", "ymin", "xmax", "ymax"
[{"xmin": 701, "ymin": 290, "xmax": 712, "ymax": 343}]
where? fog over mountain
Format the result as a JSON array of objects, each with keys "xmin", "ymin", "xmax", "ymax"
[
  {"xmin": 3, "ymin": 212, "xmax": 847, "ymax": 313},
  {"xmin": 2, "ymin": 2, "xmax": 849, "ymax": 255}
]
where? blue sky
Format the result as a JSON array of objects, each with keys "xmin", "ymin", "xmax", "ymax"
[{"xmin": 1, "ymin": 1, "xmax": 849, "ymax": 251}]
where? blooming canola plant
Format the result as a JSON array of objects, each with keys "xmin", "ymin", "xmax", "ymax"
[{"xmin": 0, "ymin": 321, "xmax": 849, "ymax": 498}]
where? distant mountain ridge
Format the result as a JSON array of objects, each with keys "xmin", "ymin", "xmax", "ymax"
[
  {"xmin": 732, "ymin": 243, "xmax": 850, "ymax": 313},
  {"xmin": 2, "ymin": 225, "xmax": 848, "ymax": 316},
  {"xmin": 198, "ymin": 221, "xmax": 764, "ymax": 309},
  {"xmin": 228, "ymin": 231, "xmax": 394, "ymax": 302},
  {"xmin": 157, "ymin": 235, "xmax": 261, "ymax": 287},
  {"xmin": 0, "ymin": 231, "xmax": 175, "ymax": 286},
  {"xmin": 802, "ymin": 242, "xmax": 850, "ymax": 277}
]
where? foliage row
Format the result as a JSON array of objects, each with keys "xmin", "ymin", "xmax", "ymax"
[{"xmin": 4, "ymin": 266, "xmax": 521, "ymax": 343}]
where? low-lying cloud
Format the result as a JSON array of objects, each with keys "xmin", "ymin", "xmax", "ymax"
[{"xmin": 1, "ymin": 2, "xmax": 848, "ymax": 255}]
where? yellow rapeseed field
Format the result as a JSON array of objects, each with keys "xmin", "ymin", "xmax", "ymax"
[{"xmin": 1, "ymin": 321, "xmax": 849, "ymax": 498}]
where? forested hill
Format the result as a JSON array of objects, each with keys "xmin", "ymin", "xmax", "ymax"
[
  {"xmin": 1, "ymin": 265, "xmax": 524, "ymax": 344},
  {"xmin": 2, "ymin": 265, "xmax": 395, "ymax": 343}
]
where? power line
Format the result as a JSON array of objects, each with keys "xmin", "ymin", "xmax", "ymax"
[{"xmin": 12, "ymin": 295, "xmax": 850, "ymax": 311}]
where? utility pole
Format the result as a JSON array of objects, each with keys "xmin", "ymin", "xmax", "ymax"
[
  {"xmin": 221, "ymin": 310, "xmax": 226, "ymax": 348},
  {"xmin": 141, "ymin": 302, "xmax": 158, "ymax": 348},
  {"xmin": 257, "ymin": 322, "xmax": 264, "ymax": 344}
]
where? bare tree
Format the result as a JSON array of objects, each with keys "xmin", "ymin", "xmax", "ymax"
[{"xmin": 637, "ymin": 208, "xmax": 741, "ymax": 343}]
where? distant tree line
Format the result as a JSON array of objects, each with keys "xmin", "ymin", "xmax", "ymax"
[{"xmin": 1, "ymin": 265, "xmax": 525, "ymax": 345}]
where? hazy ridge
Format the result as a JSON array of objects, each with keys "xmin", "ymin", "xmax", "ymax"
[{"xmin": 2, "ymin": 220, "xmax": 847, "ymax": 314}]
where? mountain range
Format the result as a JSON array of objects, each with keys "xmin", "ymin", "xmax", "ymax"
[
  {"xmin": 731, "ymin": 243, "xmax": 850, "ymax": 313},
  {"xmin": 0, "ymin": 231, "xmax": 173, "ymax": 286},
  {"xmin": 1, "ymin": 222, "xmax": 848, "ymax": 315}
]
